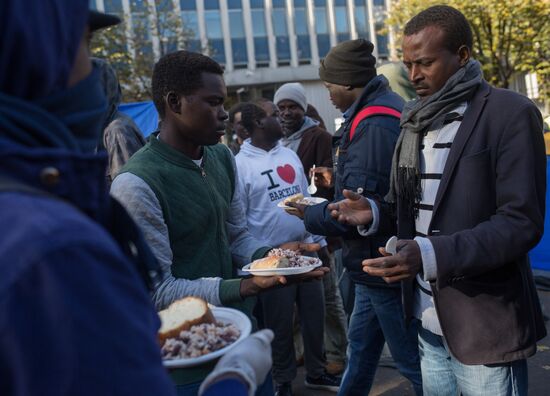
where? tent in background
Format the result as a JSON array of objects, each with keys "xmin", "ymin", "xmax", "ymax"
[
  {"xmin": 530, "ymin": 159, "xmax": 550, "ymax": 289},
  {"xmin": 120, "ymin": 101, "xmax": 158, "ymax": 138}
]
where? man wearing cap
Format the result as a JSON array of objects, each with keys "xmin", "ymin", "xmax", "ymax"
[
  {"xmin": 274, "ymin": 83, "xmax": 333, "ymax": 200},
  {"xmin": 290, "ymin": 39, "xmax": 422, "ymax": 395}
]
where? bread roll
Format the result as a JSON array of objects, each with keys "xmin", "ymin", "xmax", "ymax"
[
  {"xmin": 158, "ymin": 297, "xmax": 215, "ymax": 344},
  {"xmin": 283, "ymin": 193, "xmax": 304, "ymax": 206},
  {"xmin": 250, "ymin": 255, "xmax": 290, "ymax": 270}
]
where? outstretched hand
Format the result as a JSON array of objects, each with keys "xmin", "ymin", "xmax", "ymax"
[
  {"xmin": 362, "ymin": 239, "xmax": 422, "ymax": 283},
  {"xmin": 327, "ymin": 189, "xmax": 373, "ymax": 226}
]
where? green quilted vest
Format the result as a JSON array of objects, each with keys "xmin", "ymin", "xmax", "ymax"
[
  {"xmin": 121, "ymin": 136, "xmax": 263, "ymax": 386},
  {"xmin": 122, "ymin": 136, "xmax": 235, "ymax": 282}
]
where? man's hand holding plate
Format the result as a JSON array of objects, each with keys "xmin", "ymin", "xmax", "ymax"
[{"xmin": 362, "ymin": 239, "xmax": 422, "ymax": 283}]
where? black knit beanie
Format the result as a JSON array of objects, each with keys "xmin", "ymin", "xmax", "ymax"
[{"xmin": 319, "ymin": 39, "xmax": 377, "ymax": 87}]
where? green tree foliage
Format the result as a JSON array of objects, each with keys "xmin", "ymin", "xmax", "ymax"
[
  {"xmin": 90, "ymin": 2, "xmax": 198, "ymax": 101},
  {"xmin": 387, "ymin": 0, "xmax": 550, "ymax": 101}
]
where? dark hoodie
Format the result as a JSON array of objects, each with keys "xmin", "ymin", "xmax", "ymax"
[
  {"xmin": 93, "ymin": 58, "xmax": 146, "ymax": 182},
  {"xmin": 0, "ymin": 2, "xmax": 174, "ymax": 394}
]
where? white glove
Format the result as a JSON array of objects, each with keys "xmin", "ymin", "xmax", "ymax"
[{"xmin": 198, "ymin": 329, "xmax": 274, "ymax": 396}]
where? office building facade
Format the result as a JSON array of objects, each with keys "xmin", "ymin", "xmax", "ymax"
[{"xmin": 92, "ymin": 0, "xmax": 394, "ymax": 131}]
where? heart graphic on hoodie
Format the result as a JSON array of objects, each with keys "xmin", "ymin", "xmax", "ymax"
[{"xmin": 276, "ymin": 164, "xmax": 296, "ymax": 184}]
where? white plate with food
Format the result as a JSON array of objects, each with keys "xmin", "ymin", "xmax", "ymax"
[
  {"xmin": 160, "ymin": 297, "xmax": 251, "ymax": 369},
  {"xmin": 241, "ymin": 248, "xmax": 322, "ymax": 276},
  {"xmin": 277, "ymin": 193, "xmax": 328, "ymax": 209}
]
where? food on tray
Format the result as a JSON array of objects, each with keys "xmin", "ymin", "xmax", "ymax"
[
  {"xmin": 159, "ymin": 297, "xmax": 241, "ymax": 360},
  {"xmin": 267, "ymin": 248, "xmax": 320, "ymax": 268},
  {"xmin": 283, "ymin": 193, "xmax": 304, "ymax": 206},
  {"xmin": 250, "ymin": 255, "xmax": 290, "ymax": 270}
]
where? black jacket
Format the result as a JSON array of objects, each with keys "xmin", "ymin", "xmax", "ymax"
[
  {"xmin": 304, "ymin": 75, "xmax": 404, "ymax": 286},
  {"xmin": 382, "ymin": 82, "xmax": 547, "ymax": 364}
]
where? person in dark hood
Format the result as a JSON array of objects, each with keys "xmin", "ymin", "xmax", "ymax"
[
  {"xmin": 0, "ymin": 3, "xmax": 281, "ymax": 396},
  {"xmin": 92, "ymin": 57, "xmax": 146, "ymax": 183}
]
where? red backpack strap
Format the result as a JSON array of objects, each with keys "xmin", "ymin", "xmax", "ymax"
[{"xmin": 349, "ymin": 106, "xmax": 402, "ymax": 141}]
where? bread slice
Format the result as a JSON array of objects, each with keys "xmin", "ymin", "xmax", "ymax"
[
  {"xmin": 158, "ymin": 297, "xmax": 215, "ymax": 344},
  {"xmin": 283, "ymin": 193, "xmax": 304, "ymax": 206},
  {"xmin": 250, "ymin": 255, "xmax": 290, "ymax": 270}
]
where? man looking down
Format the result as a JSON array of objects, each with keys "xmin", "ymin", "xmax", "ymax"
[{"xmin": 327, "ymin": 6, "xmax": 546, "ymax": 395}]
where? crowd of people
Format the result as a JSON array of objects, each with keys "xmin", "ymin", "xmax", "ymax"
[{"xmin": 0, "ymin": 1, "xmax": 546, "ymax": 396}]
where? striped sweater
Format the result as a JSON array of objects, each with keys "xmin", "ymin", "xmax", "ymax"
[{"xmin": 413, "ymin": 103, "xmax": 467, "ymax": 336}]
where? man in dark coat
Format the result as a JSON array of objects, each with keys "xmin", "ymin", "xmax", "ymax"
[
  {"xmin": 328, "ymin": 6, "xmax": 546, "ymax": 395},
  {"xmin": 290, "ymin": 39, "xmax": 422, "ymax": 395}
]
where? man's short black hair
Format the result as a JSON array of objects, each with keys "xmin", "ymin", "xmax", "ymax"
[
  {"xmin": 404, "ymin": 5, "xmax": 473, "ymax": 53},
  {"xmin": 240, "ymin": 102, "xmax": 266, "ymax": 135},
  {"xmin": 228, "ymin": 102, "xmax": 247, "ymax": 124},
  {"xmin": 152, "ymin": 51, "xmax": 224, "ymax": 118}
]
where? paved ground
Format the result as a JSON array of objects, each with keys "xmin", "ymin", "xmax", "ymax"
[{"xmin": 291, "ymin": 290, "xmax": 550, "ymax": 396}]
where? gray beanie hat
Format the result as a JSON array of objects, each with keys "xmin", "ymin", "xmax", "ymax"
[
  {"xmin": 319, "ymin": 39, "xmax": 377, "ymax": 87},
  {"xmin": 274, "ymin": 82, "xmax": 307, "ymax": 111}
]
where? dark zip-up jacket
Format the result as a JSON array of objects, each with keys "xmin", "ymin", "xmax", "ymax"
[
  {"xmin": 304, "ymin": 75, "xmax": 404, "ymax": 286},
  {"xmin": 0, "ymin": 141, "xmax": 175, "ymax": 395}
]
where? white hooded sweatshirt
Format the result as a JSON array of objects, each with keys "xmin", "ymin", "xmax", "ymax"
[{"xmin": 235, "ymin": 140, "xmax": 326, "ymax": 247}]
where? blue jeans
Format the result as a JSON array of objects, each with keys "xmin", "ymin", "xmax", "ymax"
[
  {"xmin": 418, "ymin": 327, "xmax": 527, "ymax": 396},
  {"xmin": 338, "ymin": 284, "xmax": 423, "ymax": 396}
]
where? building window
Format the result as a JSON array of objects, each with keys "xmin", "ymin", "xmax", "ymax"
[
  {"xmin": 155, "ymin": 1, "xmax": 185, "ymax": 54},
  {"xmin": 313, "ymin": 0, "xmax": 330, "ymax": 58},
  {"xmin": 376, "ymin": 22, "xmax": 389, "ymax": 58},
  {"xmin": 104, "ymin": 0, "xmax": 123, "ymax": 14},
  {"xmin": 180, "ymin": 0, "xmax": 196, "ymax": 10},
  {"xmin": 294, "ymin": 1, "xmax": 311, "ymax": 63},
  {"xmin": 204, "ymin": 0, "xmax": 220, "ymax": 9},
  {"xmin": 334, "ymin": 0, "xmax": 349, "ymax": 43},
  {"xmin": 272, "ymin": 2, "xmax": 290, "ymax": 65},
  {"xmin": 354, "ymin": 0, "xmax": 369, "ymax": 38},
  {"xmin": 205, "ymin": 10, "xmax": 225, "ymax": 64},
  {"xmin": 130, "ymin": 0, "xmax": 153, "ymax": 61},
  {"xmin": 130, "ymin": 0, "xmax": 147, "ymax": 12},
  {"xmin": 181, "ymin": 5, "xmax": 201, "ymax": 53},
  {"xmin": 228, "ymin": 0, "xmax": 243, "ymax": 7},
  {"xmin": 251, "ymin": 2, "xmax": 269, "ymax": 66},
  {"xmin": 228, "ymin": 0, "xmax": 248, "ymax": 67}
]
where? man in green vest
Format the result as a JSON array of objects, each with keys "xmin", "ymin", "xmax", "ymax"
[{"xmin": 111, "ymin": 50, "xmax": 326, "ymax": 395}]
